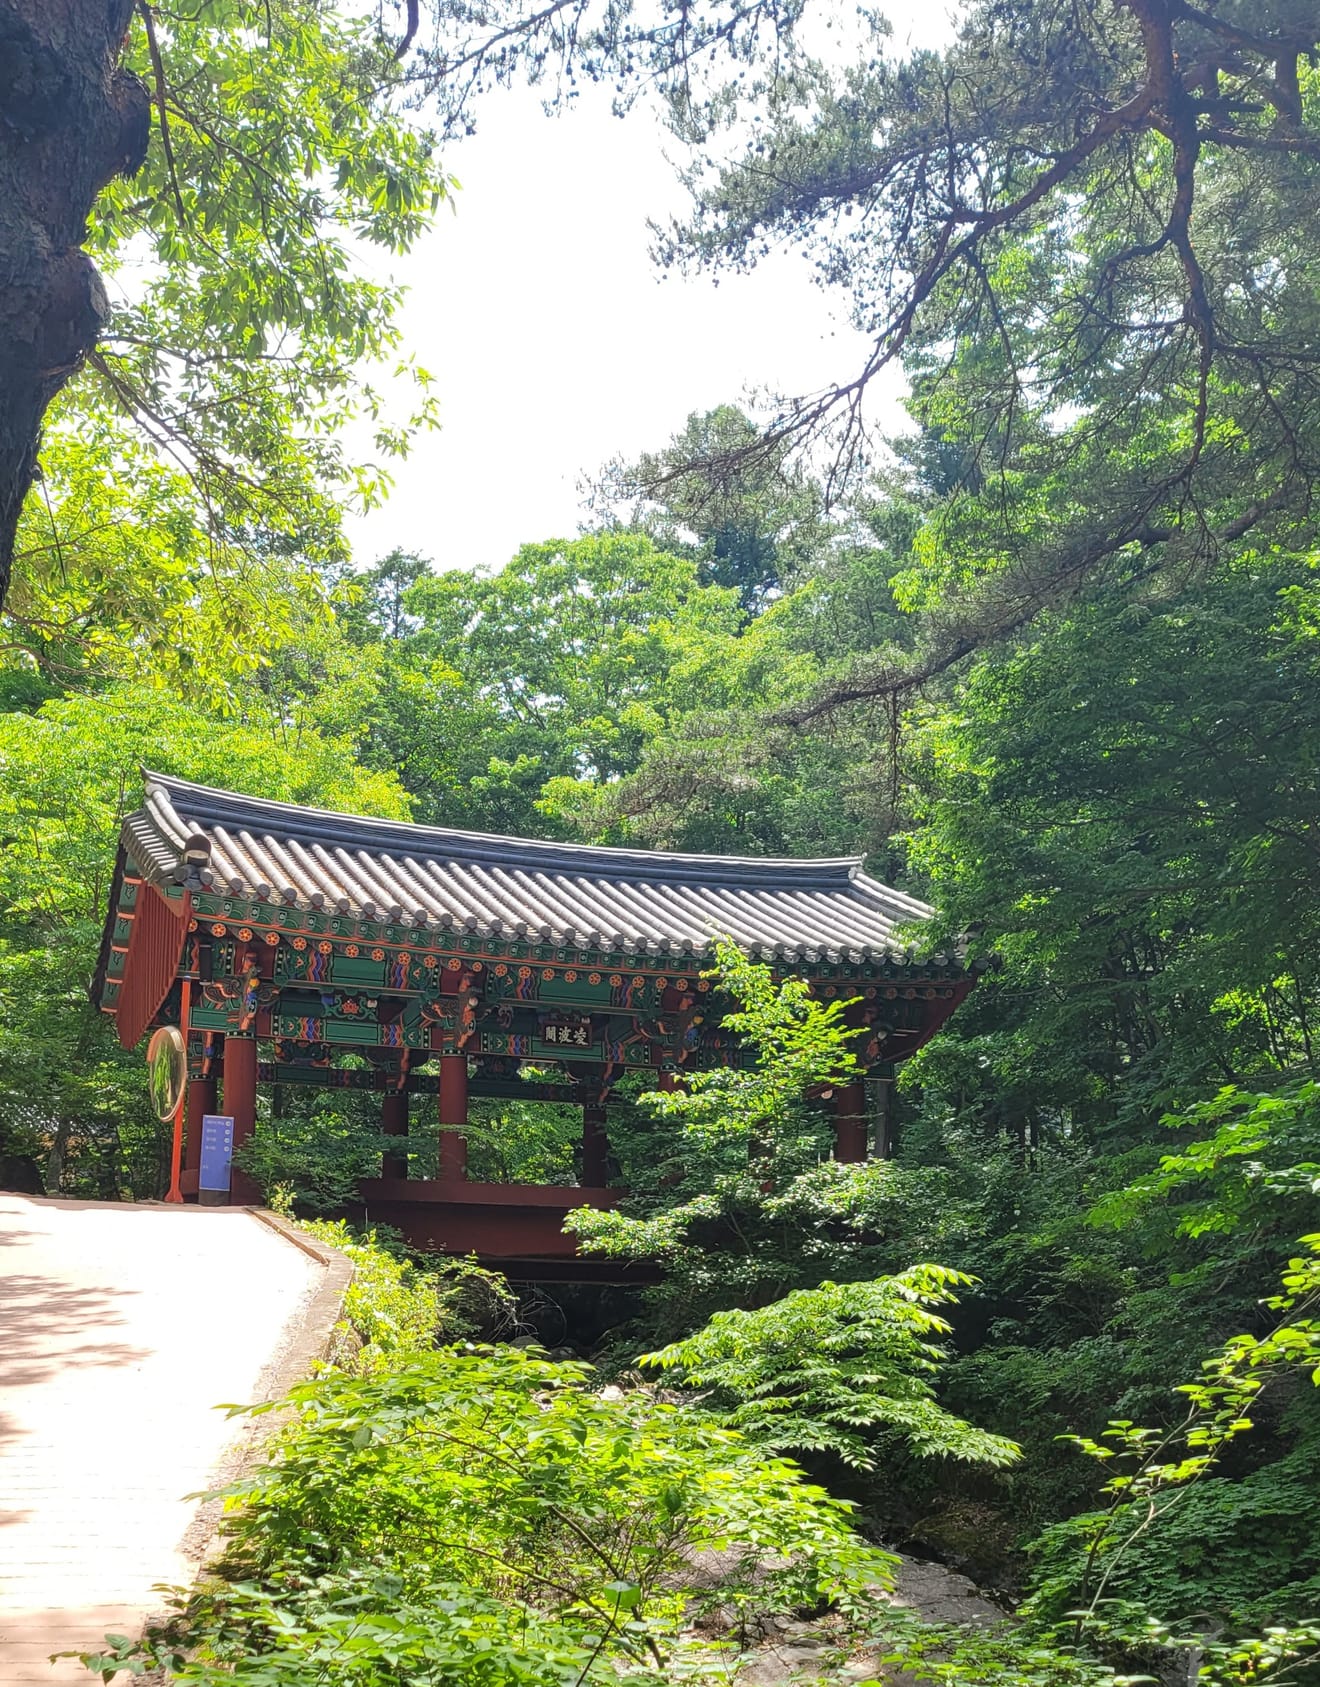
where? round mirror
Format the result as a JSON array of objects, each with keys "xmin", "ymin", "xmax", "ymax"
[{"xmin": 146, "ymin": 1025, "xmax": 187, "ymax": 1122}]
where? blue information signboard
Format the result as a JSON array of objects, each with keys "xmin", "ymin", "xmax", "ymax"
[{"xmin": 199, "ymin": 1113, "xmax": 235, "ymax": 1192}]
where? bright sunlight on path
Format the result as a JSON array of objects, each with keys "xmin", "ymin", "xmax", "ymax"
[{"xmin": 0, "ymin": 1196, "xmax": 328, "ymax": 1686}]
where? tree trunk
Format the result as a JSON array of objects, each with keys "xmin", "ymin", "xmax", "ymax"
[
  {"xmin": 0, "ymin": 0, "xmax": 149, "ymax": 602},
  {"xmin": 45, "ymin": 1116, "xmax": 70, "ymax": 1195}
]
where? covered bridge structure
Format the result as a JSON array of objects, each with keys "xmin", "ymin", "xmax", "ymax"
[{"xmin": 94, "ymin": 775, "xmax": 977, "ymax": 1275}]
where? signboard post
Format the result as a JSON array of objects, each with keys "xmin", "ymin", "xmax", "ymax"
[{"xmin": 198, "ymin": 1113, "xmax": 235, "ymax": 1205}]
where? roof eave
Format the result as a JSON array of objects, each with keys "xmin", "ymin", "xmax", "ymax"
[{"xmin": 140, "ymin": 770, "xmax": 867, "ymax": 890}]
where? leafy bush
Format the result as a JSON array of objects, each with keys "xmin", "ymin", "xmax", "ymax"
[
  {"xmin": 867, "ymin": 1605, "xmax": 1320, "ymax": 1687},
  {"xmin": 865, "ymin": 1609, "xmax": 1139, "ymax": 1687},
  {"xmin": 1090, "ymin": 1082, "xmax": 1320, "ymax": 1255},
  {"xmin": 1027, "ymin": 1237, "xmax": 1320, "ymax": 1648},
  {"xmin": 639, "ymin": 1266, "xmax": 1021, "ymax": 1471},
  {"xmin": 567, "ymin": 941, "xmax": 867, "ymax": 1326},
  {"xmin": 112, "ymin": 1345, "xmax": 897, "ymax": 1686},
  {"xmin": 233, "ymin": 1099, "xmax": 391, "ymax": 1215},
  {"xmin": 297, "ymin": 1220, "xmax": 516, "ymax": 1360},
  {"xmin": 463, "ymin": 1092, "xmax": 584, "ymax": 1184},
  {"xmin": 297, "ymin": 1219, "xmax": 449, "ymax": 1357}
]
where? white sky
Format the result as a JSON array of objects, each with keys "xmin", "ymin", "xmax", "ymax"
[{"xmin": 342, "ymin": 2, "xmax": 945, "ymax": 572}]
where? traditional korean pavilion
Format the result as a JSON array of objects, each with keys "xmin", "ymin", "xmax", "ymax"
[{"xmin": 93, "ymin": 773, "xmax": 979, "ymax": 1276}]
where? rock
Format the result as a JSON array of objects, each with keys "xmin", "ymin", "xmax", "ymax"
[
  {"xmin": 710, "ymin": 1552, "xmax": 1006, "ymax": 1686},
  {"xmin": 736, "ymin": 1640, "xmax": 834, "ymax": 1685},
  {"xmin": 887, "ymin": 1556, "xmax": 1005, "ymax": 1629}
]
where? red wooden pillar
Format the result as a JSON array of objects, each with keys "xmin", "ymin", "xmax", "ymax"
[
  {"xmin": 582, "ymin": 1103, "xmax": 609, "ymax": 1187},
  {"xmin": 438, "ymin": 1054, "xmax": 468, "ymax": 1180},
  {"xmin": 833, "ymin": 1080, "xmax": 869, "ymax": 1164},
  {"xmin": 223, "ymin": 1033, "xmax": 262, "ymax": 1203},
  {"xmin": 185, "ymin": 1075, "xmax": 216, "ymax": 1178},
  {"xmin": 382, "ymin": 1090, "xmax": 409, "ymax": 1179}
]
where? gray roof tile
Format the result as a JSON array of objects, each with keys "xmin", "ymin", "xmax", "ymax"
[{"xmin": 127, "ymin": 773, "xmax": 937, "ymax": 962}]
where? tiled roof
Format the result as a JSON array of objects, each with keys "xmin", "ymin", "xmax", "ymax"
[{"xmin": 124, "ymin": 773, "xmax": 942, "ymax": 964}]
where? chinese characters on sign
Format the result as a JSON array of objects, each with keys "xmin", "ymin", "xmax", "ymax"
[{"xmin": 542, "ymin": 1021, "xmax": 592, "ymax": 1048}]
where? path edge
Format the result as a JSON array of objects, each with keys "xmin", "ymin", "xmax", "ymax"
[{"xmin": 170, "ymin": 1210, "xmax": 354, "ymax": 1591}]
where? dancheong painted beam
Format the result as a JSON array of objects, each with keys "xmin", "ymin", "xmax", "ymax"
[{"xmin": 92, "ymin": 773, "xmax": 983, "ymax": 1276}]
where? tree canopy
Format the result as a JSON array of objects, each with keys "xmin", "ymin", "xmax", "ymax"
[
  {"xmin": 0, "ymin": 0, "xmax": 801, "ymax": 602},
  {"xmin": 664, "ymin": 0, "xmax": 1320, "ymax": 698}
]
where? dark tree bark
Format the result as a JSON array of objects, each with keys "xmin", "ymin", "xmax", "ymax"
[{"xmin": 0, "ymin": 0, "xmax": 149, "ymax": 605}]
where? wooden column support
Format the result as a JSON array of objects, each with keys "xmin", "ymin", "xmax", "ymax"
[
  {"xmin": 438, "ymin": 1053, "xmax": 468, "ymax": 1180},
  {"xmin": 875, "ymin": 1071, "xmax": 895, "ymax": 1159},
  {"xmin": 582, "ymin": 1103, "xmax": 609, "ymax": 1187},
  {"xmin": 833, "ymin": 1080, "xmax": 869, "ymax": 1164},
  {"xmin": 382, "ymin": 1090, "xmax": 409, "ymax": 1179},
  {"xmin": 223, "ymin": 1033, "xmax": 262, "ymax": 1203}
]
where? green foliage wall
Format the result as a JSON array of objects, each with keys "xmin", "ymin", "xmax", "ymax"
[
  {"xmin": 0, "ymin": 686, "xmax": 406, "ymax": 1197},
  {"xmin": 109, "ymin": 1344, "xmax": 898, "ymax": 1687}
]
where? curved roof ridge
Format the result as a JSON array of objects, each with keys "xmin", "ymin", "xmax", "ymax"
[
  {"xmin": 121, "ymin": 773, "xmax": 944, "ymax": 958},
  {"xmin": 141, "ymin": 770, "xmax": 874, "ymax": 891}
]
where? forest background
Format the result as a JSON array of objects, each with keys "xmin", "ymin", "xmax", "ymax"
[{"xmin": 2, "ymin": 0, "xmax": 1320, "ymax": 1680}]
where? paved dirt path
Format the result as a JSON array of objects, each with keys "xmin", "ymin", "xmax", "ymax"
[{"xmin": 0, "ymin": 1196, "xmax": 330, "ymax": 1686}]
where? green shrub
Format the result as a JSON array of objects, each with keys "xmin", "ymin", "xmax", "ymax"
[
  {"xmin": 233, "ymin": 1102, "xmax": 388, "ymax": 1215},
  {"xmin": 1023, "ymin": 1237, "xmax": 1320, "ymax": 1668},
  {"xmin": 297, "ymin": 1220, "xmax": 516, "ymax": 1360},
  {"xmin": 639, "ymin": 1265, "xmax": 1021, "ymax": 1471},
  {"xmin": 110, "ymin": 1345, "xmax": 897, "ymax": 1686}
]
